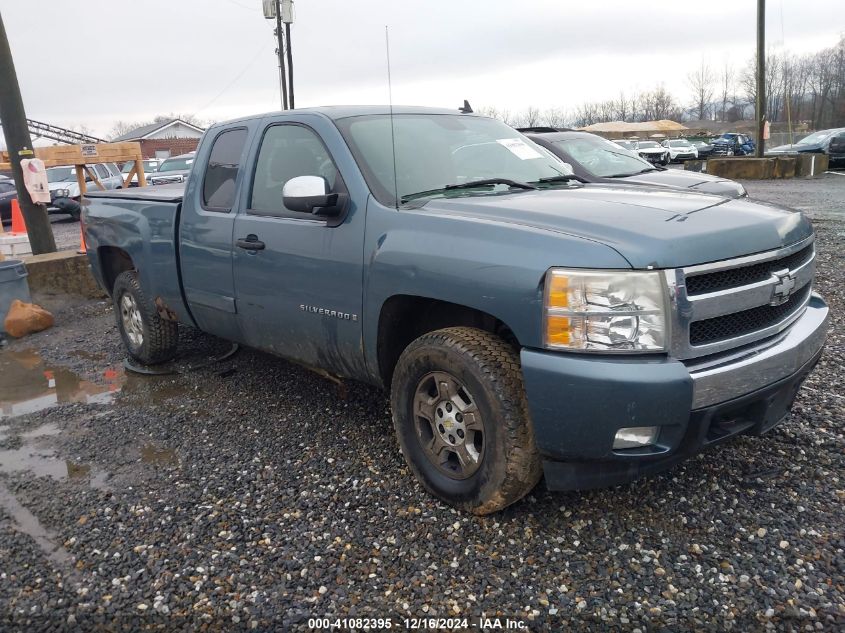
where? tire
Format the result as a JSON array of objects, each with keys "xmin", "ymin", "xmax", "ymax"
[
  {"xmin": 390, "ymin": 327, "xmax": 541, "ymax": 515},
  {"xmin": 112, "ymin": 270, "xmax": 178, "ymax": 364}
]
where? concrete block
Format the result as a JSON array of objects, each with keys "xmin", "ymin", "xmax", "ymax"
[
  {"xmin": 793, "ymin": 153, "xmax": 829, "ymax": 177},
  {"xmin": 22, "ymin": 251, "xmax": 106, "ymax": 299},
  {"xmin": 0, "ymin": 234, "xmax": 33, "ymax": 258}
]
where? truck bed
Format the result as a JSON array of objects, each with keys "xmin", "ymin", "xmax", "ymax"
[{"xmin": 85, "ymin": 182, "xmax": 185, "ymax": 203}]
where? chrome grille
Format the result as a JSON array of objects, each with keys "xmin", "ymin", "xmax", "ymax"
[
  {"xmin": 686, "ymin": 244, "xmax": 814, "ymax": 295},
  {"xmin": 689, "ymin": 284, "xmax": 812, "ymax": 345},
  {"xmin": 665, "ymin": 237, "xmax": 815, "ymax": 360}
]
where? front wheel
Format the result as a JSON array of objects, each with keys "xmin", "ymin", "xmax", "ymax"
[
  {"xmin": 112, "ymin": 270, "xmax": 178, "ymax": 364},
  {"xmin": 390, "ymin": 327, "xmax": 541, "ymax": 515}
]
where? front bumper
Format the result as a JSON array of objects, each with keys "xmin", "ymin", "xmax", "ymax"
[{"xmin": 521, "ymin": 294, "xmax": 829, "ymax": 491}]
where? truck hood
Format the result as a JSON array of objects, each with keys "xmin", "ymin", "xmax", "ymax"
[
  {"xmin": 620, "ymin": 169, "xmax": 746, "ymax": 198},
  {"xmin": 417, "ymin": 184, "xmax": 811, "ymax": 269}
]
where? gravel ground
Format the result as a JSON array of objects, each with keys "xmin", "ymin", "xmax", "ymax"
[{"xmin": 0, "ymin": 174, "xmax": 843, "ymax": 631}]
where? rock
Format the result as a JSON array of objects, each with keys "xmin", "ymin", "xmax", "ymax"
[{"xmin": 4, "ymin": 300, "xmax": 54, "ymax": 338}]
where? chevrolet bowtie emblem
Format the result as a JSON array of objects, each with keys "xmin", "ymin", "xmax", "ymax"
[{"xmin": 771, "ymin": 269, "xmax": 797, "ymax": 306}]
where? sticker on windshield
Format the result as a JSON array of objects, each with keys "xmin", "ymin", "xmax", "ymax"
[{"xmin": 496, "ymin": 138, "xmax": 543, "ymax": 160}]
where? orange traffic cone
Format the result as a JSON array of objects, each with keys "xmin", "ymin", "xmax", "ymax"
[
  {"xmin": 10, "ymin": 199, "xmax": 27, "ymax": 235},
  {"xmin": 77, "ymin": 224, "xmax": 87, "ymax": 255}
]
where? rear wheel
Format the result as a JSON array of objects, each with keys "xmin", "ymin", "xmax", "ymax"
[
  {"xmin": 112, "ymin": 270, "xmax": 178, "ymax": 364},
  {"xmin": 391, "ymin": 327, "xmax": 541, "ymax": 515}
]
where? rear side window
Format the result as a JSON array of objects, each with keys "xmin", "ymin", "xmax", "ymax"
[
  {"xmin": 94, "ymin": 164, "xmax": 110, "ymax": 179},
  {"xmin": 202, "ymin": 128, "xmax": 248, "ymax": 211}
]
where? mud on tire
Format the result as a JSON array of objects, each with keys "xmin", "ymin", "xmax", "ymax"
[
  {"xmin": 112, "ymin": 270, "xmax": 178, "ymax": 365},
  {"xmin": 391, "ymin": 327, "xmax": 542, "ymax": 515}
]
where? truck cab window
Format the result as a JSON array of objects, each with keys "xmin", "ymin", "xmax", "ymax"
[
  {"xmin": 202, "ymin": 128, "xmax": 248, "ymax": 211},
  {"xmin": 249, "ymin": 124, "xmax": 339, "ymax": 216}
]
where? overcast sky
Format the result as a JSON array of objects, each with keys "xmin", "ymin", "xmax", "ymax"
[{"xmin": 1, "ymin": 0, "xmax": 844, "ymax": 139}]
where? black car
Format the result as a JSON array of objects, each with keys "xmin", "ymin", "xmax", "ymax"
[
  {"xmin": 691, "ymin": 140, "xmax": 714, "ymax": 158},
  {"xmin": 523, "ymin": 130, "xmax": 747, "ymax": 198},
  {"xmin": 768, "ymin": 127, "xmax": 845, "ymax": 167},
  {"xmin": 0, "ymin": 177, "xmax": 16, "ymax": 223}
]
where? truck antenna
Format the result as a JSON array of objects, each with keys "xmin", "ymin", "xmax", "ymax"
[{"xmin": 385, "ymin": 25, "xmax": 399, "ymax": 210}]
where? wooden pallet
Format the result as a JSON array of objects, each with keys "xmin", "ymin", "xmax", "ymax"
[{"xmin": 0, "ymin": 141, "xmax": 147, "ymax": 192}]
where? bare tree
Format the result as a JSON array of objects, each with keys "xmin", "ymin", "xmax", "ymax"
[
  {"xmin": 718, "ymin": 63, "xmax": 734, "ymax": 121},
  {"xmin": 614, "ymin": 91, "xmax": 630, "ymax": 121},
  {"xmin": 109, "ymin": 120, "xmax": 145, "ymax": 139},
  {"xmin": 688, "ymin": 59, "xmax": 715, "ymax": 121},
  {"xmin": 542, "ymin": 107, "xmax": 568, "ymax": 129}
]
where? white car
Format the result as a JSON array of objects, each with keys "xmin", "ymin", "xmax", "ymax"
[
  {"xmin": 634, "ymin": 140, "xmax": 670, "ymax": 165},
  {"xmin": 662, "ymin": 139, "xmax": 699, "ymax": 163},
  {"xmin": 121, "ymin": 159, "xmax": 163, "ymax": 186},
  {"xmin": 46, "ymin": 163, "xmax": 123, "ymax": 219}
]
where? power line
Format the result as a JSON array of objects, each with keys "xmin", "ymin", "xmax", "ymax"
[{"xmin": 191, "ymin": 42, "xmax": 270, "ymax": 118}]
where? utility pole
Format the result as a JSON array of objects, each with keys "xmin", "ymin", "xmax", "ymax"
[
  {"xmin": 0, "ymin": 11, "xmax": 56, "ymax": 254},
  {"xmin": 755, "ymin": 0, "xmax": 765, "ymax": 158},
  {"xmin": 263, "ymin": 0, "xmax": 294, "ymax": 110},
  {"xmin": 275, "ymin": 2, "xmax": 288, "ymax": 110},
  {"xmin": 281, "ymin": 0, "xmax": 294, "ymax": 109}
]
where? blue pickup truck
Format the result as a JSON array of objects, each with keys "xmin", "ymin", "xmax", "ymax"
[{"xmin": 82, "ymin": 106, "xmax": 829, "ymax": 514}]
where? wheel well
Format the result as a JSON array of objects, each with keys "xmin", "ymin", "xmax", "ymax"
[
  {"xmin": 377, "ymin": 295, "xmax": 518, "ymax": 387},
  {"xmin": 98, "ymin": 246, "xmax": 135, "ymax": 296}
]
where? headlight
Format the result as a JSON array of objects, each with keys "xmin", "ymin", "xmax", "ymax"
[
  {"xmin": 55, "ymin": 188, "xmax": 70, "ymax": 198},
  {"xmin": 543, "ymin": 269, "xmax": 667, "ymax": 352}
]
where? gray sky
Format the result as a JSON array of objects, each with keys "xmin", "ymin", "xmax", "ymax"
[{"xmin": 1, "ymin": 0, "xmax": 843, "ymax": 138}]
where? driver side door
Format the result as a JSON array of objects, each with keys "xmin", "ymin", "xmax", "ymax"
[{"xmin": 231, "ymin": 122, "xmax": 366, "ymax": 378}]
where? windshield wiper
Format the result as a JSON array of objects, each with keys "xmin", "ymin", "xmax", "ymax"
[
  {"xmin": 607, "ymin": 166, "xmax": 663, "ymax": 178},
  {"xmin": 532, "ymin": 174, "xmax": 585, "ymax": 185},
  {"xmin": 444, "ymin": 178, "xmax": 537, "ymax": 191},
  {"xmin": 401, "ymin": 178, "xmax": 536, "ymax": 203}
]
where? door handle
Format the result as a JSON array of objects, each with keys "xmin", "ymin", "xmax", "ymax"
[{"xmin": 236, "ymin": 235, "xmax": 265, "ymax": 251}]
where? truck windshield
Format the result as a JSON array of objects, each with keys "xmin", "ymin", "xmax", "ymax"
[
  {"xmin": 335, "ymin": 114, "xmax": 571, "ymax": 207},
  {"xmin": 158, "ymin": 157, "xmax": 193, "ymax": 172},
  {"xmin": 46, "ymin": 167, "xmax": 77, "ymax": 183},
  {"xmin": 554, "ymin": 136, "xmax": 653, "ymax": 178}
]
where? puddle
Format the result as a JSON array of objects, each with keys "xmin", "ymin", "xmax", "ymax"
[
  {"xmin": 141, "ymin": 444, "xmax": 178, "ymax": 465},
  {"xmin": 0, "ymin": 349, "xmax": 125, "ymax": 419},
  {"xmin": 0, "ymin": 423, "xmax": 111, "ymax": 490}
]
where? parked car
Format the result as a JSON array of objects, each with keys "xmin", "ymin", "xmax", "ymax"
[
  {"xmin": 0, "ymin": 177, "xmax": 16, "ymax": 223},
  {"xmin": 148, "ymin": 153, "xmax": 195, "ymax": 185},
  {"xmin": 47, "ymin": 163, "xmax": 123, "ymax": 220},
  {"xmin": 524, "ymin": 130, "xmax": 746, "ymax": 197},
  {"xmin": 691, "ymin": 140, "xmax": 714, "ymax": 158},
  {"xmin": 83, "ymin": 106, "xmax": 828, "ymax": 515},
  {"xmin": 633, "ymin": 140, "xmax": 670, "ymax": 165},
  {"xmin": 612, "ymin": 139, "xmax": 638, "ymax": 152},
  {"xmin": 661, "ymin": 138, "xmax": 698, "ymax": 162},
  {"xmin": 121, "ymin": 159, "xmax": 163, "ymax": 186},
  {"xmin": 711, "ymin": 133, "xmax": 755, "ymax": 156},
  {"xmin": 768, "ymin": 127, "xmax": 845, "ymax": 167}
]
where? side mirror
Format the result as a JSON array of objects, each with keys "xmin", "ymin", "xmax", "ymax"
[{"xmin": 282, "ymin": 175, "xmax": 346, "ymax": 217}]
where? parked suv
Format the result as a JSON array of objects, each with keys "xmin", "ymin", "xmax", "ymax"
[
  {"xmin": 662, "ymin": 138, "xmax": 699, "ymax": 162},
  {"xmin": 633, "ymin": 140, "xmax": 670, "ymax": 165},
  {"xmin": 711, "ymin": 133, "xmax": 755, "ymax": 156},
  {"xmin": 148, "ymin": 153, "xmax": 195, "ymax": 185},
  {"xmin": 0, "ymin": 177, "xmax": 16, "ymax": 223}
]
